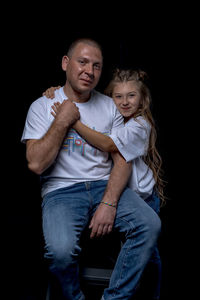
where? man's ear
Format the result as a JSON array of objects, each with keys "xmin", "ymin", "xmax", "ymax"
[{"xmin": 62, "ymin": 56, "xmax": 69, "ymax": 71}]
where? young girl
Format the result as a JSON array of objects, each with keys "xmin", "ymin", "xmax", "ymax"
[{"xmin": 44, "ymin": 69, "xmax": 165, "ymax": 299}]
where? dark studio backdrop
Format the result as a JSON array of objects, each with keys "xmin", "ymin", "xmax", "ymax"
[{"xmin": 4, "ymin": 4, "xmax": 195, "ymax": 300}]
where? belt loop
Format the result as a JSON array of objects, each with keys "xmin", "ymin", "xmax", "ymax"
[{"xmin": 85, "ymin": 182, "xmax": 91, "ymax": 190}]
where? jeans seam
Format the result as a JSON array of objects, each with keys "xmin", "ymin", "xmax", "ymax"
[
  {"xmin": 111, "ymin": 217, "xmax": 136, "ymax": 297},
  {"xmin": 115, "ymin": 215, "xmax": 136, "ymax": 231}
]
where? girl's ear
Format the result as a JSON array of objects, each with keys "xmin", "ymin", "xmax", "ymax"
[{"xmin": 61, "ymin": 56, "xmax": 69, "ymax": 71}]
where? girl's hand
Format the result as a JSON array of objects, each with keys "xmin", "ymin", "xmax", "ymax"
[
  {"xmin": 51, "ymin": 102, "xmax": 61, "ymax": 118},
  {"xmin": 43, "ymin": 86, "xmax": 61, "ymax": 99}
]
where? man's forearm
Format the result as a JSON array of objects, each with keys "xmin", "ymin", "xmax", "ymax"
[
  {"xmin": 26, "ymin": 99, "xmax": 80, "ymax": 175},
  {"xmin": 89, "ymin": 151, "xmax": 131, "ymax": 238},
  {"xmin": 26, "ymin": 120, "xmax": 69, "ymax": 174},
  {"xmin": 102, "ymin": 151, "xmax": 132, "ymax": 206}
]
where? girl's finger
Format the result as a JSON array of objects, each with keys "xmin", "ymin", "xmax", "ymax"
[{"xmin": 51, "ymin": 111, "xmax": 56, "ymax": 118}]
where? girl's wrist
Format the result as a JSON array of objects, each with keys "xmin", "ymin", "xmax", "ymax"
[{"xmin": 72, "ymin": 120, "xmax": 80, "ymax": 129}]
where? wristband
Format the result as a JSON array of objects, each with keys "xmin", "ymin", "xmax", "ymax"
[{"xmin": 101, "ymin": 201, "xmax": 116, "ymax": 208}]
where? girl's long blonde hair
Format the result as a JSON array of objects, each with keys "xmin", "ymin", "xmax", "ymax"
[{"xmin": 104, "ymin": 69, "xmax": 166, "ymax": 206}]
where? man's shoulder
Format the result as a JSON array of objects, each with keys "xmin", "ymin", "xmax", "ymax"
[
  {"xmin": 92, "ymin": 90, "xmax": 114, "ymax": 104},
  {"xmin": 30, "ymin": 87, "xmax": 64, "ymax": 110},
  {"xmin": 29, "ymin": 96, "xmax": 46, "ymax": 110}
]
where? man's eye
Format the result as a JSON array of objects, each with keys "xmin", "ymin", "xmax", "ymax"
[
  {"xmin": 94, "ymin": 64, "xmax": 101, "ymax": 70},
  {"xmin": 79, "ymin": 60, "xmax": 85, "ymax": 65}
]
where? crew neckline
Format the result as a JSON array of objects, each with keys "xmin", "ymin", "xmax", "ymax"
[{"xmin": 61, "ymin": 86, "xmax": 94, "ymax": 105}]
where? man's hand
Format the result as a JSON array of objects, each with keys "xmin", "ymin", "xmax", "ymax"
[
  {"xmin": 88, "ymin": 152, "xmax": 132, "ymax": 239},
  {"xmin": 89, "ymin": 203, "xmax": 117, "ymax": 238},
  {"xmin": 52, "ymin": 100, "xmax": 80, "ymax": 127}
]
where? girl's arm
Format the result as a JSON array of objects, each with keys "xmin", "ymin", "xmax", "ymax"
[
  {"xmin": 44, "ymin": 90, "xmax": 117, "ymax": 152},
  {"xmin": 73, "ymin": 120, "xmax": 118, "ymax": 152},
  {"xmin": 51, "ymin": 102, "xmax": 118, "ymax": 152}
]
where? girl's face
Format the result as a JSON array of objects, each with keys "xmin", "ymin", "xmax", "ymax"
[{"xmin": 112, "ymin": 81, "xmax": 141, "ymax": 121}]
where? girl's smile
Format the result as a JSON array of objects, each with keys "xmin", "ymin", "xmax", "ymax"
[{"xmin": 112, "ymin": 81, "xmax": 141, "ymax": 121}]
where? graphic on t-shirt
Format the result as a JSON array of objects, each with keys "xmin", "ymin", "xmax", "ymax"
[{"xmin": 62, "ymin": 128, "xmax": 109, "ymax": 156}]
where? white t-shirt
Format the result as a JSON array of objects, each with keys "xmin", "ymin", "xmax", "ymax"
[
  {"xmin": 109, "ymin": 116, "xmax": 155, "ymax": 199},
  {"xmin": 21, "ymin": 87, "xmax": 123, "ymax": 196}
]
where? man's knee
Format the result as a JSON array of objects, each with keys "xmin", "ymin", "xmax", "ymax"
[
  {"xmin": 130, "ymin": 204, "xmax": 161, "ymax": 243},
  {"xmin": 144, "ymin": 207, "xmax": 161, "ymax": 242},
  {"xmin": 50, "ymin": 242, "xmax": 81, "ymax": 271}
]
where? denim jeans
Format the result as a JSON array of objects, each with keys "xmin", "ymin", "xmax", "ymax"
[
  {"xmin": 135, "ymin": 191, "xmax": 162, "ymax": 300},
  {"xmin": 42, "ymin": 180, "xmax": 161, "ymax": 300}
]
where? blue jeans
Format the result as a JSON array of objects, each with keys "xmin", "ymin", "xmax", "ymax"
[
  {"xmin": 42, "ymin": 180, "xmax": 161, "ymax": 300},
  {"xmin": 135, "ymin": 191, "xmax": 162, "ymax": 300}
]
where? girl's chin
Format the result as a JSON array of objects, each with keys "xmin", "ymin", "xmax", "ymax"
[{"xmin": 120, "ymin": 111, "xmax": 132, "ymax": 118}]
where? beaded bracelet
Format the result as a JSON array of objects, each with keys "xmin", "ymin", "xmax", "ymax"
[{"xmin": 101, "ymin": 201, "xmax": 116, "ymax": 208}]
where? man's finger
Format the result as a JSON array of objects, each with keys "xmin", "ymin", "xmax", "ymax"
[
  {"xmin": 96, "ymin": 224, "xmax": 104, "ymax": 237},
  {"xmin": 107, "ymin": 225, "xmax": 113, "ymax": 234},
  {"xmin": 90, "ymin": 223, "xmax": 98, "ymax": 238},
  {"xmin": 102, "ymin": 225, "xmax": 109, "ymax": 236}
]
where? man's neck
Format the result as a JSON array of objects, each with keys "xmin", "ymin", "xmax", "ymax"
[{"xmin": 63, "ymin": 84, "xmax": 91, "ymax": 103}]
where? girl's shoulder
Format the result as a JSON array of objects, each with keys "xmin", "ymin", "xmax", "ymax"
[{"xmin": 126, "ymin": 116, "xmax": 151, "ymax": 131}]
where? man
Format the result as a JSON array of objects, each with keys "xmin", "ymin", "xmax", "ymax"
[{"xmin": 21, "ymin": 38, "xmax": 161, "ymax": 300}]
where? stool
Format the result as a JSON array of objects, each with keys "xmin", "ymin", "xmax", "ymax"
[{"xmin": 46, "ymin": 230, "xmax": 122, "ymax": 299}]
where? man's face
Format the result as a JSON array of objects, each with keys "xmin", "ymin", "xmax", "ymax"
[{"xmin": 62, "ymin": 42, "xmax": 103, "ymax": 96}]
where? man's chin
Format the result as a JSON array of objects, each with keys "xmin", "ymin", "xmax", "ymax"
[{"xmin": 77, "ymin": 84, "xmax": 95, "ymax": 94}]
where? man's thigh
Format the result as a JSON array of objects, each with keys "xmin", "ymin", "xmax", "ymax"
[{"xmin": 42, "ymin": 184, "xmax": 92, "ymax": 251}]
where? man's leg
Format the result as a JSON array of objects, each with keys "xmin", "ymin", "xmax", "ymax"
[
  {"xmin": 42, "ymin": 183, "xmax": 91, "ymax": 300},
  {"xmin": 102, "ymin": 187, "xmax": 161, "ymax": 300},
  {"xmin": 140, "ymin": 246, "xmax": 162, "ymax": 300}
]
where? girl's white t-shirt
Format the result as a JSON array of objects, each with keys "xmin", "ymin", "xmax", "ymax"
[
  {"xmin": 109, "ymin": 116, "xmax": 155, "ymax": 199},
  {"xmin": 21, "ymin": 87, "xmax": 123, "ymax": 197}
]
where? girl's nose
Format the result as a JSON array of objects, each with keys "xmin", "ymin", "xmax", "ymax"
[{"xmin": 122, "ymin": 97, "xmax": 128, "ymax": 105}]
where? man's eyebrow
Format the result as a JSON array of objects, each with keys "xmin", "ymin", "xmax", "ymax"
[
  {"xmin": 77, "ymin": 56, "xmax": 102, "ymax": 64},
  {"xmin": 77, "ymin": 56, "xmax": 87, "ymax": 60}
]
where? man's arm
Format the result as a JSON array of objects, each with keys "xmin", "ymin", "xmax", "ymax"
[
  {"xmin": 26, "ymin": 100, "xmax": 80, "ymax": 174},
  {"xmin": 89, "ymin": 151, "xmax": 132, "ymax": 238}
]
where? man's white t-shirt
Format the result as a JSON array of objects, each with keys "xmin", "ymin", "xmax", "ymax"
[
  {"xmin": 21, "ymin": 87, "xmax": 123, "ymax": 197},
  {"xmin": 109, "ymin": 116, "xmax": 155, "ymax": 199}
]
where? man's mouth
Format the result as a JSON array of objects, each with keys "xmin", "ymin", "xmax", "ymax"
[{"xmin": 80, "ymin": 78, "xmax": 93, "ymax": 84}]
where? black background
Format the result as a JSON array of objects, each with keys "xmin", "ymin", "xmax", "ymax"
[{"xmin": 3, "ymin": 3, "xmax": 196, "ymax": 300}]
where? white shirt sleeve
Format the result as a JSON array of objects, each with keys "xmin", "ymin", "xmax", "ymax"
[
  {"xmin": 109, "ymin": 117, "xmax": 151, "ymax": 162},
  {"xmin": 110, "ymin": 105, "xmax": 124, "ymax": 134},
  {"xmin": 21, "ymin": 97, "xmax": 50, "ymax": 143}
]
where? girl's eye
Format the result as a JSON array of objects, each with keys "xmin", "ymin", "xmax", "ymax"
[
  {"xmin": 115, "ymin": 95, "xmax": 122, "ymax": 98},
  {"xmin": 129, "ymin": 94, "xmax": 135, "ymax": 97}
]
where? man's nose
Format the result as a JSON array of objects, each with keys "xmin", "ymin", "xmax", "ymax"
[{"xmin": 85, "ymin": 64, "xmax": 94, "ymax": 77}]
